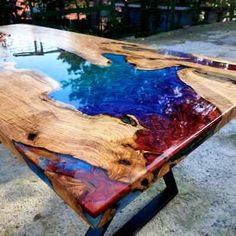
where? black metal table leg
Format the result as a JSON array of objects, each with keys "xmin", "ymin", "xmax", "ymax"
[
  {"xmin": 114, "ymin": 170, "xmax": 178, "ymax": 236},
  {"xmin": 85, "ymin": 219, "xmax": 112, "ymax": 236},
  {"xmin": 86, "ymin": 170, "xmax": 178, "ymax": 236}
]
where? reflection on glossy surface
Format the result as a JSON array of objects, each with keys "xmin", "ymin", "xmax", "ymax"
[
  {"xmin": 122, "ymin": 45, "xmax": 235, "ymax": 71},
  {"xmin": 157, "ymin": 49, "xmax": 236, "ymax": 70}
]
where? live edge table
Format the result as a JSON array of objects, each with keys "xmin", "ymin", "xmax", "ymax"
[{"xmin": 0, "ymin": 25, "xmax": 236, "ymax": 236}]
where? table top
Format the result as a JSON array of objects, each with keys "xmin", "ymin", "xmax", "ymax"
[{"xmin": 0, "ymin": 24, "xmax": 236, "ymax": 227}]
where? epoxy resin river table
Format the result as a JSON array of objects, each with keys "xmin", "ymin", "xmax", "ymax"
[{"xmin": 0, "ymin": 25, "xmax": 236, "ymax": 235}]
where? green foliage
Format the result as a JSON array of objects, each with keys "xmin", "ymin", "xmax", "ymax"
[
  {"xmin": 0, "ymin": 0, "xmax": 17, "ymax": 25},
  {"xmin": 57, "ymin": 50, "xmax": 84, "ymax": 74}
]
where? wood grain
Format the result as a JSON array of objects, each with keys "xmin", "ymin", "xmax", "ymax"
[
  {"xmin": 178, "ymin": 68, "xmax": 236, "ymax": 130},
  {"xmin": 0, "ymin": 69, "xmax": 147, "ymax": 184}
]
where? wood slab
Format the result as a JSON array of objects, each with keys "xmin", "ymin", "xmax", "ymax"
[{"xmin": 0, "ymin": 24, "xmax": 236, "ymax": 227}]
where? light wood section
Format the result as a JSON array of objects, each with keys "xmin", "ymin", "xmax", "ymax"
[{"xmin": 178, "ymin": 68, "xmax": 236, "ymax": 130}]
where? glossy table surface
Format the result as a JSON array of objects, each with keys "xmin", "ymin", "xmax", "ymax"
[{"xmin": 0, "ymin": 24, "xmax": 236, "ymax": 227}]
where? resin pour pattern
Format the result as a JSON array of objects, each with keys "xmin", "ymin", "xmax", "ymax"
[{"xmin": 0, "ymin": 24, "xmax": 236, "ymax": 228}]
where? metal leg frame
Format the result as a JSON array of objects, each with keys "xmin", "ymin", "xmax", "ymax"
[{"xmin": 86, "ymin": 170, "xmax": 178, "ymax": 236}]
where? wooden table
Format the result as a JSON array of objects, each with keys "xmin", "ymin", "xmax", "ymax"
[{"xmin": 0, "ymin": 24, "xmax": 236, "ymax": 236}]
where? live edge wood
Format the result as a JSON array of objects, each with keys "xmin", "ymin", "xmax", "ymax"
[{"xmin": 0, "ymin": 24, "xmax": 236, "ymax": 227}]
